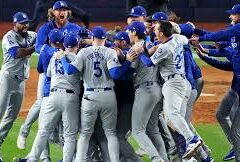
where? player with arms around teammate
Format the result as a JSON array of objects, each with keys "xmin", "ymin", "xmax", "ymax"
[
  {"xmin": 30, "ymin": 33, "xmax": 81, "ymax": 162},
  {"xmin": 58, "ymin": 26, "xmax": 138, "ymax": 162},
  {"xmin": 127, "ymin": 21, "xmax": 168, "ymax": 162},
  {"xmin": 0, "ymin": 12, "xmax": 36, "ymax": 161},
  {"xmin": 17, "ymin": 0, "xmax": 81, "ymax": 150},
  {"xmin": 138, "ymin": 21, "xmax": 202, "ymax": 160}
]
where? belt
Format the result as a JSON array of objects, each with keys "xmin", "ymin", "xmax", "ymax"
[
  {"xmin": 134, "ymin": 81, "xmax": 156, "ymax": 89},
  {"xmin": 166, "ymin": 74, "xmax": 185, "ymax": 81},
  {"xmin": 86, "ymin": 87, "xmax": 112, "ymax": 92},
  {"xmin": 50, "ymin": 88, "xmax": 75, "ymax": 94}
]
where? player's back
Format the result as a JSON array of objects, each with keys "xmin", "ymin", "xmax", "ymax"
[
  {"xmin": 48, "ymin": 52, "xmax": 81, "ymax": 95},
  {"xmin": 76, "ymin": 45, "xmax": 118, "ymax": 89}
]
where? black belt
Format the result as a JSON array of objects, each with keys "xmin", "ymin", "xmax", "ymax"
[
  {"xmin": 86, "ymin": 87, "xmax": 112, "ymax": 91},
  {"xmin": 167, "ymin": 74, "xmax": 185, "ymax": 80},
  {"xmin": 134, "ymin": 81, "xmax": 155, "ymax": 89},
  {"xmin": 51, "ymin": 88, "xmax": 75, "ymax": 94}
]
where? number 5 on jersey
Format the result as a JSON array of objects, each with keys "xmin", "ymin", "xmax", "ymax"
[{"xmin": 94, "ymin": 61, "xmax": 102, "ymax": 77}]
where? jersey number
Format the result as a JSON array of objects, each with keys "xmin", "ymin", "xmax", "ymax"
[
  {"xmin": 175, "ymin": 53, "xmax": 183, "ymax": 70},
  {"xmin": 55, "ymin": 60, "xmax": 64, "ymax": 74},
  {"xmin": 94, "ymin": 61, "xmax": 102, "ymax": 77}
]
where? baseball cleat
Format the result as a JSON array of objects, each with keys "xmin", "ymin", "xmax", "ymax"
[
  {"xmin": 182, "ymin": 136, "xmax": 202, "ymax": 159},
  {"xmin": 223, "ymin": 149, "xmax": 235, "ymax": 161},
  {"xmin": 201, "ymin": 156, "xmax": 214, "ymax": 162},
  {"xmin": 17, "ymin": 135, "xmax": 26, "ymax": 150},
  {"xmin": 12, "ymin": 157, "xmax": 27, "ymax": 162}
]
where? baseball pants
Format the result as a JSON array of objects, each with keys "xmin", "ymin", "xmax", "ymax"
[
  {"xmin": 0, "ymin": 72, "xmax": 25, "ymax": 145},
  {"xmin": 28, "ymin": 89, "xmax": 80, "ymax": 162},
  {"xmin": 162, "ymin": 76, "xmax": 194, "ymax": 142},
  {"xmin": 216, "ymin": 88, "xmax": 238, "ymax": 146},
  {"xmin": 132, "ymin": 82, "xmax": 168, "ymax": 161},
  {"xmin": 20, "ymin": 73, "xmax": 44, "ymax": 137},
  {"xmin": 75, "ymin": 90, "xmax": 119, "ymax": 162}
]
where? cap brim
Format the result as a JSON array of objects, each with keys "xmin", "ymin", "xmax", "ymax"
[
  {"xmin": 225, "ymin": 10, "xmax": 239, "ymax": 14},
  {"xmin": 53, "ymin": 6, "xmax": 70, "ymax": 10},
  {"xmin": 127, "ymin": 14, "xmax": 141, "ymax": 17},
  {"xmin": 17, "ymin": 19, "xmax": 31, "ymax": 24},
  {"xmin": 113, "ymin": 35, "xmax": 122, "ymax": 40}
]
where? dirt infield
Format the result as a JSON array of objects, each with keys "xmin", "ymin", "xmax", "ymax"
[{"xmin": 20, "ymin": 67, "xmax": 233, "ymax": 124}]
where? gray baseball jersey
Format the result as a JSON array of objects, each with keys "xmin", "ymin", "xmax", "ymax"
[
  {"xmin": 1, "ymin": 30, "xmax": 36, "ymax": 79},
  {"xmin": 132, "ymin": 57, "xmax": 159, "ymax": 87},
  {"xmin": 71, "ymin": 45, "xmax": 121, "ymax": 88},
  {"xmin": 47, "ymin": 52, "xmax": 81, "ymax": 94},
  {"xmin": 151, "ymin": 34, "xmax": 188, "ymax": 80}
]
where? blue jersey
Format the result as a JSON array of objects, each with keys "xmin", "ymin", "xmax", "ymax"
[
  {"xmin": 35, "ymin": 20, "xmax": 81, "ymax": 53},
  {"xmin": 37, "ymin": 44, "xmax": 59, "ymax": 97},
  {"xmin": 183, "ymin": 45, "xmax": 196, "ymax": 89},
  {"xmin": 199, "ymin": 24, "xmax": 240, "ymax": 94}
]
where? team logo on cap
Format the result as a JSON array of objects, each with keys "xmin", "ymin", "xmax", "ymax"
[
  {"xmin": 60, "ymin": 1, "xmax": 65, "ymax": 6},
  {"xmin": 22, "ymin": 14, "xmax": 27, "ymax": 18},
  {"xmin": 131, "ymin": 9, "xmax": 134, "ymax": 13}
]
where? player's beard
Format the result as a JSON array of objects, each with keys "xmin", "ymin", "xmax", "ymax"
[
  {"xmin": 16, "ymin": 26, "xmax": 28, "ymax": 38},
  {"xmin": 55, "ymin": 15, "xmax": 68, "ymax": 26}
]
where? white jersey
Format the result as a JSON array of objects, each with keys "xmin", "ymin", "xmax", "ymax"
[
  {"xmin": 71, "ymin": 45, "xmax": 121, "ymax": 88},
  {"xmin": 151, "ymin": 34, "xmax": 188, "ymax": 80},
  {"xmin": 47, "ymin": 52, "xmax": 81, "ymax": 95},
  {"xmin": 1, "ymin": 30, "xmax": 36, "ymax": 79}
]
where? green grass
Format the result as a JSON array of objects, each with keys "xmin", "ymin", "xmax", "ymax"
[{"xmin": 1, "ymin": 119, "xmax": 234, "ymax": 162}]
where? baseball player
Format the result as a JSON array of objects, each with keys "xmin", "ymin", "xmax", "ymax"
[
  {"xmin": 17, "ymin": 0, "xmax": 81, "ymax": 150},
  {"xmin": 194, "ymin": 45, "xmax": 240, "ymax": 161},
  {"xmin": 0, "ymin": 12, "xmax": 36, "ymax": 161},
  {"xmin": 127, "ymin": 5, "xmax": 147, "ymax": 25},
  {"xmin": 138, "ymin": 21, "xmax": 202, "ymax": 159},
  {"xmin": 190, "ymin": 11, "xmax": 240, "ymax": 161},
  {"xmin": 190, "ymin": 4, "xmax": 240, "ymax": 160},
  {"xmin": 30, "ymin": 33, "xmax": 81, "ymax": 161},
  {"xmin": 112, "ymin": 31, "xmax": 143, "ymax": 162},
  {"xmin": 127, "ymin": 21, "xmax": 168, "ymax": 162},
  {"xmin": 59, "ymin": 26, "xmax": 138, "ymax": 162}
]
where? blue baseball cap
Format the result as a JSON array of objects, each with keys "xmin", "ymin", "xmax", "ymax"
[
  {"xmin": 92, "ymin": 26, "xmax": 106, "ymax": 39},
  {"xmin": 48, "ymin": 29, "xmax": 64, "ymax": 44},
  {"xmin": 53, "ymin": 1, "xmax": 69, "ymax": 10},
  {"xmin": 127, "ymin": 21, "xmax": 146, "ymax": 36},
  {"xmin": 114, "ymin": 31, "xmax": 130, "ymax": 44},
  {"xmin": 226, "ymin": 4, "xmax": 240, "ymax": 14},
  {"xmin": 64, "ymin": 33, "xmax": 80, "ymax": 48},
  {"xmin": 151, "ymin": 12, "xmax": 168, "ymax": 21},
  {"xmin": 128, "ymin": 6, "xmax": 147, "ymax": 17},
  {"xmin": 13, "ymin": 12, "xmax": 31, "ymax": 24}
]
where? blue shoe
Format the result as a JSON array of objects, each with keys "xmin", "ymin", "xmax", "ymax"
[
  {"xmin": 182, "ymin": 136, "xmax": 202, "ymax": 159},
  {"xmin": 202, "ymin": 156, "xmax": 214, "ymax": 162},
  {"xmin": 58, "ymin": 160, "xmax": 62, "ymax": 162},
  {"xmin": 12, "ymin": 157, "xmax": 27, "ymax": 162},
  {"xmin": 223, "ymin": 149, "xmax": 235, "ymax": 161}
]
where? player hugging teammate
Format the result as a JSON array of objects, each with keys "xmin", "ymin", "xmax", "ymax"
[{"xmin": 1, "ymin": 0, "xmax": 240, "ymax": 162}]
